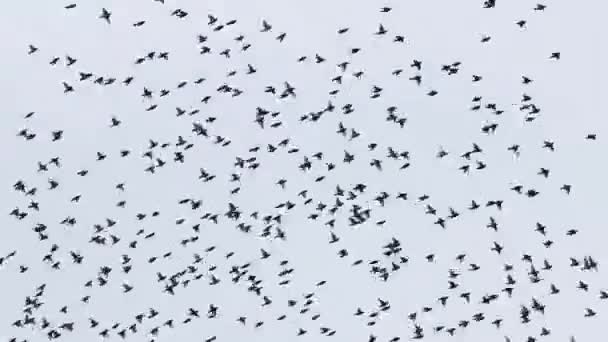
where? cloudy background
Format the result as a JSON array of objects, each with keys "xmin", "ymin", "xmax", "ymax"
[{"xmin": 1, "ymin": 0, "xmax": 607, "ymax": 341}]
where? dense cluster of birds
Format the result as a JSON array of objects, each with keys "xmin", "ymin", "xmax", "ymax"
[{"xmin": 4, "ymin": 1, "xmax": 605, "ymax": 342}]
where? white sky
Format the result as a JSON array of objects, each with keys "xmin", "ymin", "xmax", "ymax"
[{"xmin": 1, "ymin": 1, "xmax": 607, "ymax": 341}]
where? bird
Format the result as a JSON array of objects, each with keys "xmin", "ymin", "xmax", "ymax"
[
  {"xmin": 261, "ymin": 19, "xmax": 272, "ymax": 32},
  {"xmin": 62, "ymin": 82, "xmax": 74, "ymax": 93},
  {"xmin": 375, "ymin": 24, "xmax": 387, "ymax": 35},
  {"xmin": 99, "ymin": 8, "xmax": 112, "ymax": 23},
  {"xmin": 27, "ymin": 44, "xmax": 38, "ymax": 55},
  {"xmin": 549, "ymin": 52, "xmax": 561, "ymax": 60}
]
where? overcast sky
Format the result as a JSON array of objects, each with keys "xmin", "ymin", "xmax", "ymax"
[{"xmin": 1, "ymin": 1, "xmax": 607, "ymax": 341}]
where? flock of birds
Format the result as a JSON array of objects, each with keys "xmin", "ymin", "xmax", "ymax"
[{"xmin": 4, "ymin": 1, "xmax": 605, "ymax": 342}]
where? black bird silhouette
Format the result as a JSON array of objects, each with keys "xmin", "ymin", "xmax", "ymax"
[
  {"xmin": 99, "ymin": 8, "xmax": 111, "ymax": 23},
  {"xmin": 261, "ymin": 19, "xmax": 272, "ymax": 32},
  {"xmin": 62, "ymin": 82, "xmax": 74, "ymax": 93}
]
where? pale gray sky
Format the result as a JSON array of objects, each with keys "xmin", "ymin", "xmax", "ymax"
[{"xmin": 1, "ymin": 1, "xmax": 607, "ymax": 342}]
